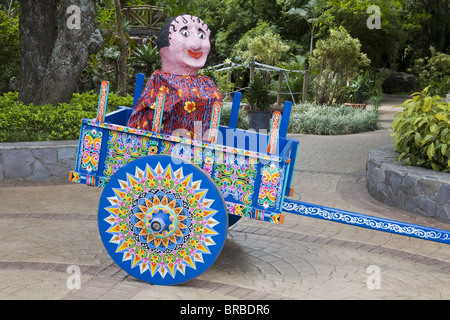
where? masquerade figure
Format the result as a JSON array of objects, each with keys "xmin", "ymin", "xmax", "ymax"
[{"xmin": 127, "ymin": 15, "xmax": 222, "ymax": 140}]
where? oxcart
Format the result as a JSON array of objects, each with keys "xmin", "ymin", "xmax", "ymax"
[{"xmin": 70, "ymin": 74, "xmax": 449, "ymax": 285}]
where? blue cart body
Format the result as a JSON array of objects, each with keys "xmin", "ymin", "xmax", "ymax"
[{"xmin": 70, "ymin": 82, "xmax": 298, "ymax": 225}]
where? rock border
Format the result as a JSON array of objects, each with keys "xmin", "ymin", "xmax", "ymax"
[
  {"xmin": 0, "ymin": 140, "xmax": 78, "ymax": 183},
  {"xmin": 366, "ymin": 145, "xmax": 450, "ymax": 224}
]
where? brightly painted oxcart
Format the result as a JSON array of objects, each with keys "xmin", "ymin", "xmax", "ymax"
[{"xmin": 70, "ymin": 74, "xmax": 450, "ymax": 285}]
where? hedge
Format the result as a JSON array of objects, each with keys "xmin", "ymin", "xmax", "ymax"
[{"xmin": 0, "ymin": 91, "xmax": 133, "ymax": 142}]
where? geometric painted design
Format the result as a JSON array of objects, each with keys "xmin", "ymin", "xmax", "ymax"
[
  {"xmin": 257, "ymin": 162, "xmax": 286, "ymax": 210},
  {"xmin": 257, "ymin": 163, "xmax": 281, "ymax": 208},
  {"xmin": 226, "ymin": 201, "xmax": 284, "ymax": 224},
  {"xmin": 80, "ymin": 127, "xmax": 102, "ymax": 173},
  {"xmin": 213, "ymin": 152, "xmax": 258, "ymax": 206},
  {"xmin": 103, "ymin": 131, "xmax": 155, "ymax": 178},
  {"xmin": 98, "ymin": 155, "xmax": 228, "ymax": 285}
]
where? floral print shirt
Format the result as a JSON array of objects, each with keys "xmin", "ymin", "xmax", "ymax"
[{"xmin": 127, "ymin": 69, "xmax": 222, "ymax": 140}]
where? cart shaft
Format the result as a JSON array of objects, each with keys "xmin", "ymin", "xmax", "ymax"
[{"xmin": 283, "ymin": 198, "xmax": 450, "ymax": 245}]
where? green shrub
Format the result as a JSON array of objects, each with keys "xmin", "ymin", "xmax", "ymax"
[
  {"xmin": 287, "ymin": 103, "xmax": 379, "ymax": 135},
  {"xmin": 245, "ymin": 73, "xmax": 273, "ymax": 111},
  {"xmin": 408, "ymin": 48, "xmax": 450, "ymax": 97},
  {"xmin": 0, "ymin": 91, "xmax": 133, "ymax": 142},
  {"xmin": 392, "ymin": 87, "xmax": 450, "ymax": 172},
  {"xmin": 309, "ymin": 26, "xmax": 371, "ymax": 105}
]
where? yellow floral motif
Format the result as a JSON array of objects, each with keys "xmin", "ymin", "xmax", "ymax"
[
  {"xmin": 136, "ymin": 248, "xmax": 146, "ymax": 257},
  {"xmin": 123, "ymin": 194, "xmax": 133, "ymax": 204},
  {"xmin": 184, "ymin": 101, "xmax": 196, "ymax": 113}
]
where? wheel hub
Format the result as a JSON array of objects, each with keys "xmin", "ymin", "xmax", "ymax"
[{"xmin": 144, "ymin": 205, "xmax": 178, "ymax": 238}]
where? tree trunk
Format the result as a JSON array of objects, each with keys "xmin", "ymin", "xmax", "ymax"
[
  {"xmin": 19, "ymin": 0, "xmax": 102, "ymax": 105},
  {"xmin": 114, "ymin": 0, "xmax": 128, "ymax": 96}
]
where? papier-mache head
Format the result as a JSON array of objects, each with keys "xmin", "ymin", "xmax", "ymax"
[{"xmin": 157, "ymin": 15, "xmax": 211, "ymax": 76}]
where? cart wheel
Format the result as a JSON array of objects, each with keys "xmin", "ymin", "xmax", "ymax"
[{"xmin": 98, "ymin": 155, "xmax": 228, "ymax": 285}]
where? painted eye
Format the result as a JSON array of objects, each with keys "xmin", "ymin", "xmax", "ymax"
[
  {"xmin": 180, "ymin": 29, "xmax": 190, "ymax": 37},
  {"xmin": 198, "ymin": 32, "xmax": 206, "ymax": 39}
]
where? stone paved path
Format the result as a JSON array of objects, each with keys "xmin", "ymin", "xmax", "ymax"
[{"xmin": 0, "ymin": 95, "xmax": 449, "ymax": 300}]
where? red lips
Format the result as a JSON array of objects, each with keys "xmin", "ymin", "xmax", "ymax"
[{"xmin": 188, "ymin": 49, "xmax": 203, "ymax": 59}]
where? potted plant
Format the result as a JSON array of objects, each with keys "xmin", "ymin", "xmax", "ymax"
[{"xmin": 246, "ymin": 73, "xmax": 273, "ymax": 131}]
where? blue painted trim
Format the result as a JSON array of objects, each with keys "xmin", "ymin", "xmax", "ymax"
[
  {"xmin": 284, "ymin": 139, "xmax": 298, "ymax": 193},
  {"xmin": 228, "ymin": 92, "xmax": 242, "ymax": 129},
  {"xmin": 132, "ymin": 73, "xmax": 145, "ymax": 109},
  {"xmin": 279, "ymin": 100, "xmax": 292, "ymax": 139},
  {"xmin": 283, "ymin": 199, "xmax": 450, "ymax": 245}
]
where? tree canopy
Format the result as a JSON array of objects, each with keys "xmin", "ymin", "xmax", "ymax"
[{"xmin": 2, "ymin": 0, "xmax": 449, "ymax": 102}]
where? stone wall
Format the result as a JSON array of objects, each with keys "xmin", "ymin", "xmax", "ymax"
[
  {"xmin": 0, "ymin": 140, "xmax": 78, "ymax": 182},
  {"xmin": 366, "ymin": 145, "xmax": 450, "ymax": 224}
]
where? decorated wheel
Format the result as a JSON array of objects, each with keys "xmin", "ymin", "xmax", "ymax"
[{"xmin": 98, "ymin": 154, "xmax": 228, "ymax": 285}]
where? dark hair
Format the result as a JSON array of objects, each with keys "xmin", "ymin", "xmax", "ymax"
[
  {"xmin": 156, "ymin": 17, "xmax": 177, "ymax": 51},
  {"xmin": 156, "ymin": 15, "xmax": 209, "ymax": 51}
]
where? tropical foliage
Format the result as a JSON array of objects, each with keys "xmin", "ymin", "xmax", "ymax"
[
  {"xmin": 2, "ymin": 0, "xmax": 450, "ymax": 144},
  {"xmin": 392, "ymin": 88, "xmax": 450, "ymax": 172},
  {"xmin": 408, "ymin": 48, "xmax": 450, "ymax": 96},
  {"xmin": 309, "ymin": 26, "xmax": 371, "ymax": 105}
]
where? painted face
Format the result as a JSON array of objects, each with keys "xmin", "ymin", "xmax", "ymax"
[{"xmin": 159, "ymin": 15, "xmax": 211, "ymax": 76}]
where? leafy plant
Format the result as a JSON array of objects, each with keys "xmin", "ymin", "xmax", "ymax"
[
  {"xmin": 220, "ymin": 103, "xmax": 249, "ymax": 130},
  {"xmin": 309, "ymin": 26, "xmax": 371, "ymax": 105},
  {"xmin": 343, "ymin": 73, "xmax": 374, "ymax": 104},
  {"xmin": 242, "ymin": 31, "xmax": 290, "ymax": 67},
  {"xmin": 133, "ymin": 43, "xmax": 161, "ymax": 75},
  {"xmin": 156, "ymin": 0, "xmax": 198, "ymax": 17},
  {"xmin": 278, "ymin": 54, "xmax": 307, "ymax": 103},
  {"xmin": 245, "ymin": 73, "xmax": 272, "ymax": 111},
  {"xmin": 408, "ymin": 48, "xmax": 450, "ymax": 96},
  {"xmin": 392, "ymin": 87, "xmax": 450, "ymax": 172}
]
